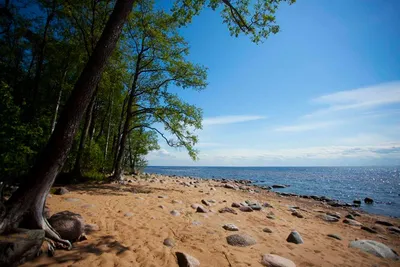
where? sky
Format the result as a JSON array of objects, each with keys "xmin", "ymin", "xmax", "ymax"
[{"xmin": 148, "ymin": 0, "xmax": 400, "ymax": 166}]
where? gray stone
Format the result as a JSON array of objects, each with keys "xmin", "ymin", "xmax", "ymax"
[
  {"xmin": 48, "ymin": 211, "xmax": 85, "ymax": 242},
  {"xmin": 349, "ymin": 240, "xmax": 399, "ymax": 260},
  {"xmin": 327, "ymin": 234, "xmax": 342, "ymax": 240},
  {"xmin": 231, "ymin": 202, "xmax": 241, "ymax": 208},
  {"xmin": 163, "ymin": 238, "xmax": 175, "ymax": 247},
  {"xmin": 375, "ymin": 220, "xmax": 394, "ymax": 227},
  {"xmin": 318, "ymin": 214, "xmax": 339, "ymax": 222},
  {"xmin": 291, "ymin": 211, "xmax": 304, "ymax": 218},
  {"xmin": 124, "ymin": 212, "xmax": 133, "ymax": 217},
  {"xmin": 176, "ymin": 252, "xmax": 200, "ymax": 267},
  {"xmin": 224, "ymin": 184, "xmax": 237, "ymax": 190},
  {"xmin": 249, "ymin": 203, "xmax": 262, "ymax": 211},
  {"xmin": 361, "ymin": 226, "xmax": 377, "ymax": 234},
  {"xmin": 201, "ymin": 199, "xmax": 211, "ymax": 206},
  {"xmin": 170, "ymin": 210, "xmax": 180, "ymax": 216},
  {"xmin": 196, "ymin": 205, "xmax": 208, "ymax": 213},
  {"xmin": 343, "ymin": 219, "xmax": 362, "ymax": 226},
  {"xmin": 239, "ymin": 206, "xmax": 253, "ymax": 212},
  {"xmin": 218, "ymin": 207, "xmax": 238, "ymax": 215},
  {"xmin": 286, "ymin": 231, "xmax": 303, "ymax": 244},
  {"xmin": 388, "ymin": 226, "xmax": 400, "ymax": 234},
  {"xmin": 207, "ymin": 199, "xmax": 217, "ymax": 203},
  {"xmin": 326, "ymin": 212, "xmax": 341, "ymax": 219},
  {"xmin": 263, "ymin": 227, "xmax": 273, "ymax": 233},
  {"xmin": 226, "ymin": 234, "xmax": 256, "ymax": 247},
  {"xmin": 261, "ymin": 254, "xmax": 296, "ymax": 267},
  {"xmin": 0, "ymin": 229, "xmax": 45, "ymax": 267},
  {"xmin": 223, "ymin": 223, "xmax": 239, "ymax": 231},
  {"xmin": 55, "ymin": 187, "xmax": 69, "ymax": 195}
]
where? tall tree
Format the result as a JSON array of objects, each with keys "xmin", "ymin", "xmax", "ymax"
[{"xmin": 0, "ymin": 0, "xmax": 136, "ymax": 249}]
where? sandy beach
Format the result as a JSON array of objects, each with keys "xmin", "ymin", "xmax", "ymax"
[{"xmin": 22, "ymin": 174, "xmax": 400, "ymax": 267}]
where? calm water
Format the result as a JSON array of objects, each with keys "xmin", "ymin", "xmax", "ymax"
[{"xmin": 145, "ymin": 166, "xmax": 400, "ymax": 218}]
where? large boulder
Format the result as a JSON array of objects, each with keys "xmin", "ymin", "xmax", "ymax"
[
  {"xmin": 349, "ymin": 240, "xmax": 399, "ymax": 260},
  {"xmin": 0, "ymin": 229, "xmax": 45, "ymax": 267},
  {"xmin": 261, "ymin": 254, "xmax": 296, "ymax": 267},
  {"xmin": 48, "ymin": 211, "xmax": 85, "ymax": 242}
]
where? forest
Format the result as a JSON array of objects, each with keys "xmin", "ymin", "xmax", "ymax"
[{"xmin": 0, "ymin": 0, "xmax": 294, "ymax": 263}]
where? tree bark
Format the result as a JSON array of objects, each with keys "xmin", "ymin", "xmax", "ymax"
[{"xmin": 1, "ymin": 0, "xmax": 135, "ymax": 247}]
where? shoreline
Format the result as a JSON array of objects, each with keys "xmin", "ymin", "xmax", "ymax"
[
  {"xmin": 144, "ymin": 171, "xmax": 399, "ymax": 219},
  {"xmin": 24, "ymin": 173, "xmax": 400, "ymax": 266}
]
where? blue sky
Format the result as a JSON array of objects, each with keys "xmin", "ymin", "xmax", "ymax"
[{"xmin": 148, "ymin": 0, "xmax": 400, "ymax": 166}]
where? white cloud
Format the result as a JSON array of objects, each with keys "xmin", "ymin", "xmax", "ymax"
[
  {"xmin": 304, "ymin": 81, "xmax": 400, "ymax": 118},
  {"xmin": 202, "ymin": 115, "xmax": 266, "ymax": 126},
  {"xmin": 274, "ymin": 121, "xmax": 340, "ymax": 132}
]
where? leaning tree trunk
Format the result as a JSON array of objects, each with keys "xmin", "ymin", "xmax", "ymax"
[{"xmin": 0, "ymin": 0, "xmax": 135, "ymax": 249}]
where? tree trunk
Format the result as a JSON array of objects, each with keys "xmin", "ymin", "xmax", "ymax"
[
  {"xmin": 0, "ymin": 0, "xmax": 135, "ymax": 249},
  {"xmin": 72, "ymin": 91, "xmax": 97, "ymax": 177}
]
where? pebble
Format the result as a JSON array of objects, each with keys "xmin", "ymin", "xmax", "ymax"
[
  {"xmin": 64, "ymin": 198, "xmax": 80, "ymax": 202},
  {"xmin": 262, "ymin": 202, "xmax": 273, "ymax": 208},
  {"xmin": 223, "ymin": 223, "xmax": 239, "ymax": 231},
  {"xmin": 172, "ymin": 200, "xmax": 182, "ymax": 204},
  {"xmin": 345, "ymin": 214, "xmax": 355, "ymax": 220},
  {"xmin": 318, "ymin": 214, "xmax": 339, "ymax": 222},
  {"xmin": 163, "ymin": 238, "xmax": 175, "ymax": 247},
  {"xmin": 196, "ymin": 205, "xmax": 208, "ymax": 213},
  {"xmin": 226, "ymin": 234, "xmax": 257, "ymax": 247},
  {"xmin": 158, "ymin": 195, "xmax": 168, "ymax": 199},
  {"xmin": 201, "ymin": 199, "xmax": 211, "ymax": 206},
  {"xmin": 231, "ymin": 202, "xmax": 241, "ymax": 208},
  {"xmin": 239, "ymin": 206, "xmax": 253, "ymax": 212},
  {"xmin": 170, "ymin": 210, "xmax": 180, "ymax": 216},
  {"xmin": 191, "ymin": 203, "xmax": 201, "ymax": 209},
  {"xmin": 124, "ymin": 212, "xmax": 133, "ymax": 217},
  {"xmin": 327, "ymin": 234, "xmax": 342, "ymax": 240},
  {"xmin": 263, "ymin": 227, "xmax": 273, "ymax": 233},
  {"xmin": 218, "ymin": 207, "xmax": 238, "ymax": 215},
  {"xmin": 261, "ymin": 254, "xmax": 296, "ymax": 267},
  {"xmin": 286, "ymin": 231, "xmax": 304, "ymax": 244},
  {"xmin": 343, "ymin": 219, "xmax": 362, "ymax": 226},
  {"xmin": 291, "ymin": 211, "xmax": 304, "ymax": 218}
]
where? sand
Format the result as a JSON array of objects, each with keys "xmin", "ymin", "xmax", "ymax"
[{"xmin": 22, "ymin": 174, "xmax": 400, "ymax": 267}]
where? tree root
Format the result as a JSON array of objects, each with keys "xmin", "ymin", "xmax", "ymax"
[{"xmin": 42, "ymin": 217, "xmax": 72, "ymax": 250}]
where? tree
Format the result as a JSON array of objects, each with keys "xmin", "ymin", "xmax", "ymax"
[
  {"xmin": 112, "ymin": 2, "xmax": 207, "ymax": 180},
  {"xmin": 0, "ymin": 0, "xmax": 136, "ymax": 249}
]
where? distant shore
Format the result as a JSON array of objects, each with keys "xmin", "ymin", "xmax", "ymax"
[{"xmin": 25, "ymin": 173, "xmax": 400, "ymax": 266}]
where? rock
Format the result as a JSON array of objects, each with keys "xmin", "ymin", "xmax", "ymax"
[
  {"xmin": 353, "ymin": 199, "xmax": 361, "ymax": 205},
  {"xmin": 218, "ymin": 207, "xmax": 238, "ymax": 215},
  {"xmin": 210, "ymin": 187, "xmax": 216, "ymax": 191},
  {"xmin": 361, "ymin": 226, "xmax": 377, "ymax": 234},
  {"xmin": 48, "ymin": 211, "xmax": 85, "ymax": 242},
  {"xmin": 224, "ymin": 184, "xmax": 237, "ymax": 190},
  {"xmin": 158, "ymin": 195, "xmax": 168, "ymax": 199},
  {"xmin": 349, "ymin": 240, "xmax": 399, "ymax": 260},
  {"xmin": 261, "ymin": 254, "xmax": 296, "ymax": 267},
  {"xmin": 263, "ymin": 227, "xmax": 273, "ymax": 233},
  {"xmin": 223, "ymin": 223, "xmax": 239, "ymax": 231},
  {"xmin": 272, "ymin": 184, "xmax": 286, "ymax": 188},
  {"xmin": 207, "ymin": 199, "xmax": 217, "ymax": 203},
  {"xmin": 249, "ymin": 203, "xmax": 262, "ymax": 211},
  {"xmin": 176, "ymin": 252, "xmax": 200, "ymax": 267},
  {"xmin": 286, "ymin": 231, "xmax": 303, "ymax": 244},
  {"xmin": 191, "ymin": 203, "xmax": 201, "ymax": 209},
  {"xmin": 163, "ymin": 238, "xmax": 175, "ymax": 247},
  {"xmin": 364, "ymin": 197, "xmax": 374, "ymax": 204},
  {"xmin": 350, "ymin": 211, "xmax": 362, "ymax": 217},
  {"xmin": 226, "ymin": 234, "xmax": 256, "ymax": 247},
  {"xmin": 170, "ymin": 210, "xmax": 181, "ymax": 216},
  {"xmin": 81, "ymin": 204, "xmax": 95, "ymax": 209},
  {"xmin": 267, "ymin": 215, "xmax": 275, "ymax": 220},
  {"xmin": 201, "ymin": 199, "xmax": 211, "ymax": 206},
  {"xmin": 231, "ymin": 202, "xmax": 241, "ymax": 208},
  {"xmin": 196, "ymin": 205, "xmax": 208, "ymax": 213},
  {"xmin": 327, "ymin": 234, "xmax": 342, "ymax": 240},
  {"xmin": 343, "ymin": 219, "xmax": 362, "ymax": 226},
  {"xmin": 262, "ymin": 202, "xmax": 273, "ymax": 208},
  {"xmin": 388, "ymin": 226, "xmax": 400, "ymax": 234},
  {"xmin": 291, "ymin": 211, "xmax": 303, "ymax": 218},
  {"xmin": 64, "ymin": 198, "xmax": 80, "ymax": 202},
  {"xmin": 124, "ymin": 212, "xmax": 133, "ymax": 217},
  {"xmin": 371, "ymin": 225, "xmax": 386, "ymax": 234},
  {"xmin": 84, "ymin": 223, "xmax": 99, "ymax": 234},
  {"xmin": 172, "ymin": 200, "xmax": 182, "ymax": 204},
  {"xmin": 192, "ymin": 221, "xmax": 202, "ymax": 226},
  {"xmin": 345, "ymin": 214, "xmax": 355, "ymax": 220},
  {"xmin": 239, "ymin": 206, "xmax": 253, "ymax": 212},
  {"xmin": 54, "ymin": 187, "xmax": 69, "ymax": 195},
  {"xmin": 159, "ymin": 205, "xmax": 165, "ymax": 209},
  {"xmin": 0, "ymin": 229, "xmax": 45, "ymax": 267},
  {"xmin": 43, "ymin": 205, "xmax": 51, "ymax": 219},
  {"xmin": 375, "ymin": 220, "xmax": 394, "ymax": 227},
  {"xmin": 318, "ymin": 214, "xmax": 339, "ymax": 222}
]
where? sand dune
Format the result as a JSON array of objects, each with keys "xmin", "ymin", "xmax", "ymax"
[{"xmin": 22, "ymin": 175, "xmax": 400, "ymax": 267}]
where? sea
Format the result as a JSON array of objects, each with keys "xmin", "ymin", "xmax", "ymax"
[{"xmin": 145, "ymin": 166, "xmax": 400, "ymax": 218}]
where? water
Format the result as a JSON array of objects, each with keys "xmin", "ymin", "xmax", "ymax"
[{"xmin": 145, "ymin": 166, "xmax": 400, "ymax": 218}]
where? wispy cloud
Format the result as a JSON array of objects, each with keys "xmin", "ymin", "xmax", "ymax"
[
  {"xmin": 202, "ymin": 115, "xmax": 266, "ymax": 126},
  {"xmin": 304, "ymin": 81, "xmax": 400, "ymax": 118},
  {"xmin": 274, "ymin": 121, "xmax": 340, "ymax": 132}
]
